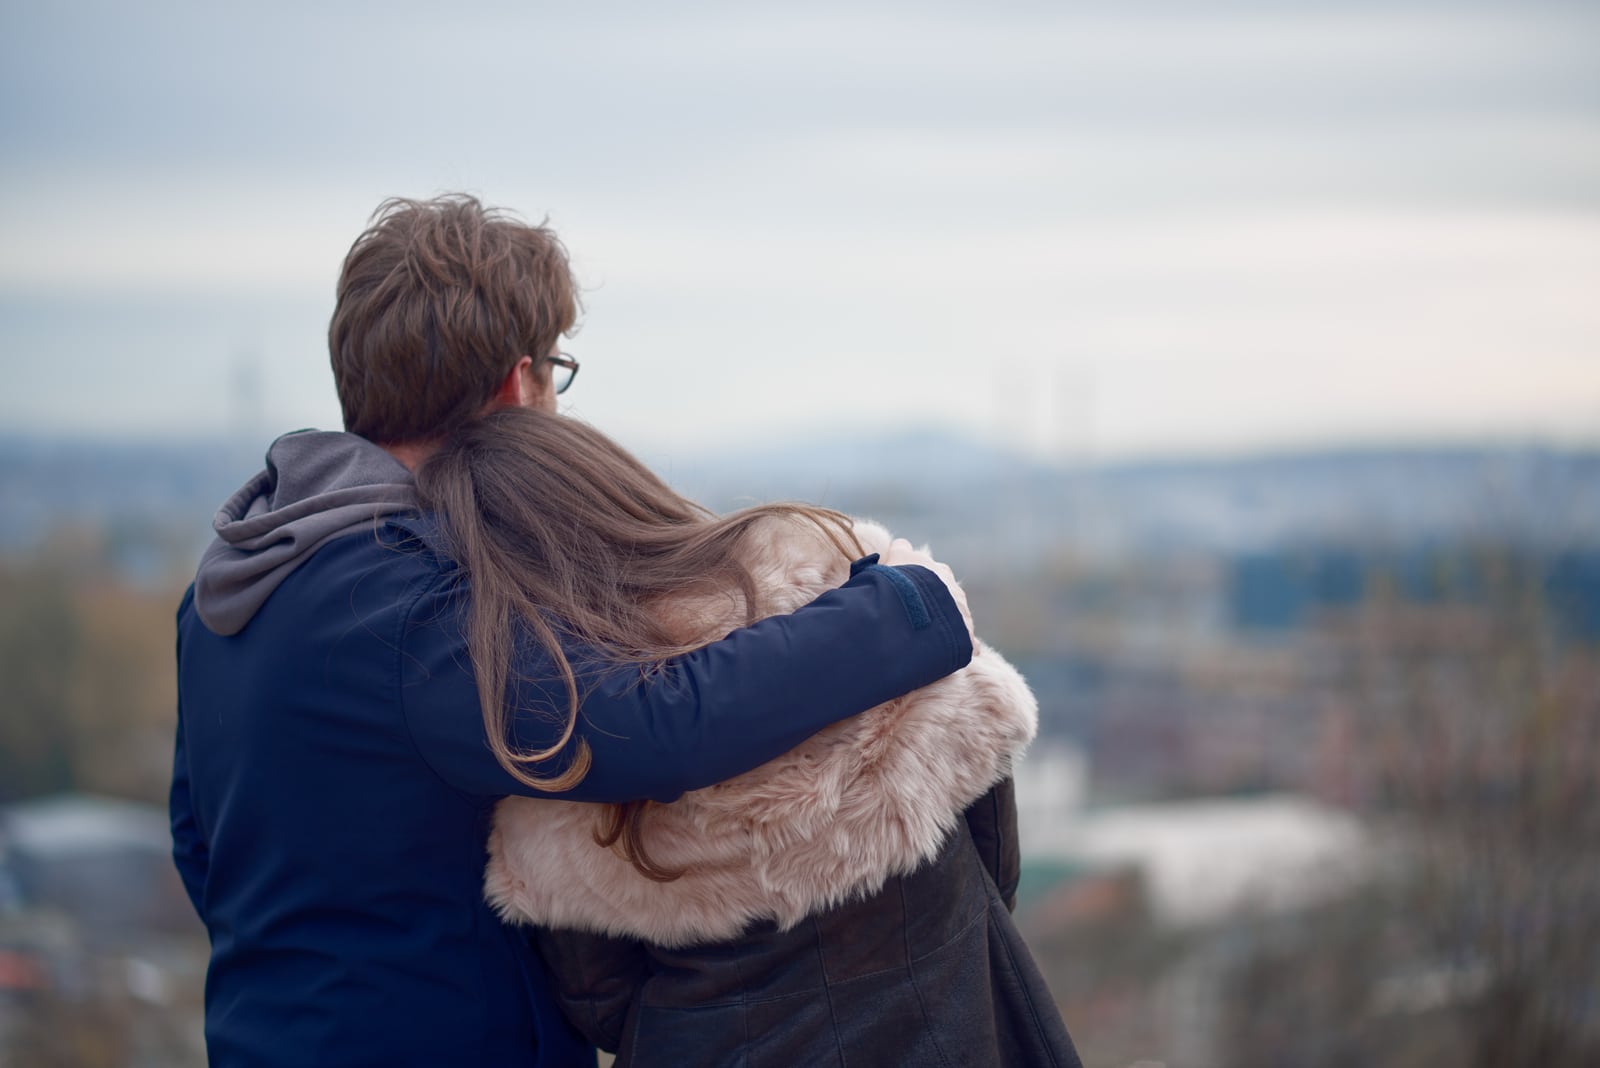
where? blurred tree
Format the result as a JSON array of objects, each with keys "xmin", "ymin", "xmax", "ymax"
[
  {"xmin": 1222, "ymin": 890, "xmax": 1470, "ymax": 1068},
  {"xmin": 0, "ymin": 537, "xmax": 182, "ymax": 805},
  {"xmin": 1222, "ymin": 546, "xmax": 1600, "ymax": 1066},
  {"xmin": 65, "ymin": 583, "xmax": 182, "ymax": 804},
  {"xmin": 1360, "ymin": 547, "xmax": 1600, "ymax": 1066},
  {"xmin": 0, "ymin": 561, "xmax": 81, "ymax": 800}
]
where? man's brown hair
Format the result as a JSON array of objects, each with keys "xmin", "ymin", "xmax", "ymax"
[{"xmin": 329, "ymin": 194, "xmax": 579, "ymax": 444}]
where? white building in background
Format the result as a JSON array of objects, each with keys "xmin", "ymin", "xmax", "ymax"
[
  {"xmin": 1015, "ymin": 744, "xmax": 1373, "ymax": 929},
  {"xmin": 1015, "ymin": 755, "xmax": 1381, "ymax": 1068},
  {"xmin": 0, "ymin": 794, "xmax": 200, "ymax": 942},
  {"xmin": 1014, "ymin": 743, "xmax": 1091, "ymax": 827}
]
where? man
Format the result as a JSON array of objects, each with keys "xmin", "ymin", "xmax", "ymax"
[{"xmin": 171, "ymin": 194, "xmax": 975, "ymax": 1067}]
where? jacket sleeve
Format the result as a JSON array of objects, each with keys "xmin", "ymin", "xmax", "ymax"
[
  {"xmin": 169, "ymin": 590, "xmax": 209, "ymax": 917},
  {"xmin": 533, "ymin": 927, "xmax": 651, "ymax": 1053},
  {"xmin": 963, "ymin": 777, "xmax": 1021, "ymax": 912},
  {"xmin": 400, "ymin": 558, "xmax": 972, "ymax": 804}
]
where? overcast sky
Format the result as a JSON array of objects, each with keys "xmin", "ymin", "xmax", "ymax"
[{"xmin": 2, "ymin": 0, "xmax": 1596, "ymax": 460}]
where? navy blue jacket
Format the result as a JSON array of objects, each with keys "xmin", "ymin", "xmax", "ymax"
[{"xmin": 171, "ymin": 518, "xmax": 972, "ymax": 1067}]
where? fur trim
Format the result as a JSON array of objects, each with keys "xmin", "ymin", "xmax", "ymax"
[{"xmin": 484, "ymin": 518, "xmax": 1038, "ymax": 948}]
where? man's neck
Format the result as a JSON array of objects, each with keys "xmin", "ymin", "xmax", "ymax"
[{"xmin": 379, "ymin": 438, "xmax": 440, "ymax": 473}]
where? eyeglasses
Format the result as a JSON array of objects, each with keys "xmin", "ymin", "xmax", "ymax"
[{"xmin": 546, "ymin": 352, "xmax": 580, "ymax": 395}]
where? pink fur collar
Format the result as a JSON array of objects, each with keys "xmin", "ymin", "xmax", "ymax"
[{"xmin": 484, "ymin": 519, "xmax": 1038, "ymax": 947}]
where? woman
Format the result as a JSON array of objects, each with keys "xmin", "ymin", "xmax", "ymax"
[{"xmin": 414, "ymin": 408, "xmax": 1082, "ymax": 1068}]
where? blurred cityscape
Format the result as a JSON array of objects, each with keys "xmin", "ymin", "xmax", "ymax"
[{"xmin": 2, "ymin": 430, "xmax": 1597, "ymax": 1067}]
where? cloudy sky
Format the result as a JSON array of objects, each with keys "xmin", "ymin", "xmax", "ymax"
[{"xmin": 2, "ymin": 0, "xmax": 1596, "ymax": 460}]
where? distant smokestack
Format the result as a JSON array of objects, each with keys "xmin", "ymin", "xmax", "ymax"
[{"xmin": 230, "ymin": 347, "xmax": 265, "ymax": 442}]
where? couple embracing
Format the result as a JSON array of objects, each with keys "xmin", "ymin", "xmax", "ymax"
[{"xmin": 172, "ymin": 194, "xmax": 1083, "ymax": 1067}]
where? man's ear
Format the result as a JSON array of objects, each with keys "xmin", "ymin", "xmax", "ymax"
[{"xmin": 492, "ymin": 355, "xmax": 536, "ymax": 408}]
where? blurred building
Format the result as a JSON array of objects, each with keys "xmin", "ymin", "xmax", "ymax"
[{"xmin": 0, "ymin": 795, "xmax": 206, "ymax": 1068}]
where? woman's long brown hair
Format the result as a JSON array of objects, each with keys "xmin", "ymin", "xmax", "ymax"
[{"xmin": 413, "ymin": 407, "xmax": 860, "ymax": 879}]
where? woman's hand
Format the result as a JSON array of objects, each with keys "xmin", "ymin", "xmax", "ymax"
[{"xmin": 884, "ymin": 537, "xmax": 974, "ymax": 639}]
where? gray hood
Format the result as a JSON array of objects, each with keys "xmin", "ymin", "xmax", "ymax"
[{"xmin": 193, "ymin": 430, "xmax": 417, "ymax": 636}]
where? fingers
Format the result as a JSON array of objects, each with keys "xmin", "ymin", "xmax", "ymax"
[{"xmin": 883, "ymin": 539, "xmax": 934, "ymax": 573}]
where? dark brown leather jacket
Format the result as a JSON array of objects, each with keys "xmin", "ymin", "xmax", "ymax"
[{"xmin": 536, "ymin": 778, "xmax": 1082, "ymax": 1068}]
